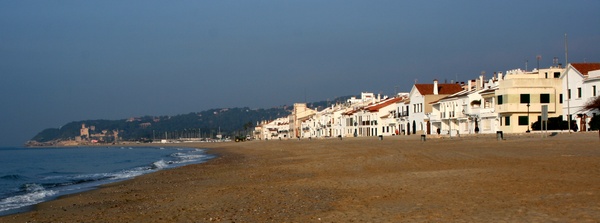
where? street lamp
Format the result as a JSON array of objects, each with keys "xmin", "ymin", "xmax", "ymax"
[{"xmin": 526, "ymin": 103, "xmax": 531, "ymax": 133}]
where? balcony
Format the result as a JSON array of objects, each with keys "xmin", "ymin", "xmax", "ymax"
[
  {"xmin": 442, "ymin": 111, "xmax": 456, "ymax": 119},
  {"xmin": 398, "ymin": 111, "xmax": 409, "ymax": 117},
  {"xmin": 497, "ymin": 103, "xmax": 555, "ymax": 114},
  {"xmin": 429, "ymin": 114, "xmax": 441, "ymax": 122}
]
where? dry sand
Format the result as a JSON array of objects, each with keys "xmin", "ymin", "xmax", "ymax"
[{"xmin": 2, "ymin": 132, "xmax": 600, "ymax": 222}]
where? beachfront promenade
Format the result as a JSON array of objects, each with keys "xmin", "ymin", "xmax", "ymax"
[{"xmin": 2, "ymin": 132, "xmax": 599, "ymax": 222}]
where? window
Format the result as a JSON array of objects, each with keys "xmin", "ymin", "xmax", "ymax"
[
  {"xmin": 559, "ymin": 94, "xmax": 563, "ymax": 104},
  {"xmin": 578, "ymin": 87, "xmax": 582, "ymax": 98},
  {"xmin": 504, "ymin": 116, "xmax": 510, "ymax": 126},
  {"xmin": 497, "ymin": 95, "xmax": 503, "ymax": 105},
  {"xmin": 594, "ymin": 86, "xmax": 597, "ymax": 97},
  {"xmin": 540, "ymin": 94, "xmax": 550, "ymax": 103},
  {"xmin": 568, "ymin": 89, "xmax": 571, "ymax": 99},
  {"xmin": 520, "ymin": 94, "xmax": 530, "ymax": 104},
  {"xmin": 545, "ymin": 72, "xmax": 548, "ymax": 79},
  {"xmin": 554, "ymin": 72, "xmax": 561, "ymax": 78},
  {"xmin": 518, "ymin": 116, "xmax": 529, "ymax": 126}
]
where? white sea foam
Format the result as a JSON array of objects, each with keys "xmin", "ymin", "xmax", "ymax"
[
  {"xmin": 169, "ymin": 151, "xmax": 208, "ymax": 164},
  {"xmin": 151, "ymin": 160, "xmax": 168, "ymax": 169},
  {"xmin": 0, "ymin": 184, "xmax": 57, "ymax": 212},
  {"xmin": 111, "ymin": 169, "xmax": 146, "ymax": 180}
]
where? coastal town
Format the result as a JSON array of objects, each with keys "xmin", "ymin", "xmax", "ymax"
[
  {"xmin": 32, "ymin": 61, "xmax": 600, "ymax": 147},
  {"xmin": 253, "ymin": 62, "xmax": 600, "ymax": 140}
]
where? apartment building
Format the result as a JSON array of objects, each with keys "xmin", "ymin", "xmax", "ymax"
[{"xmin": 496, "ymin": 67, "xmax": 563, "ymax": 133}]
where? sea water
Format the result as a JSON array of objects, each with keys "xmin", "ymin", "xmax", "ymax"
[{"xmin": 0, "ymin": 146, "xmax": 214, "ymax": 216}]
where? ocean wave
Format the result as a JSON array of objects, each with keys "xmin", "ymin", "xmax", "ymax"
[
  {"xmin": 0, "ymin": 147, "xmax": 213, "ymax": 215},
  {"xmin": 111, "ymin": 169, "xmax": 147, "ymax": 180},
  {"xmin": 169, "ymin": 151, "xmax": 209, "ymax": 164},
  {"xmin": 0, "ymin": 174, "xmax": 27, "ymax": 181},
  {"xmin": 42, "ymin": 173, "xmax": 111, "ymax": 183},
  {"xmin": 0, "ymin": 184, "xmax": 57, "ymax": 212},
  {"xmin": 150, "ymin": 160, "xmax": 169, "ymax": 170}
]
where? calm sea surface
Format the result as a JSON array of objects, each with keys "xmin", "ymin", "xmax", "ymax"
[{"xmin": 0, "ymin": 146, "xmax": 214, "ymax": 216}]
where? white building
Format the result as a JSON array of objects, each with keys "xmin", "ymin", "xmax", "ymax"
[
  {"xmin": 430, "ymin": 75, "xmax": 500, "ymax": 136},
  {"xmin": 476, "ymin": 87, "xmax": 500, "ymax": 134},
  {"xmin": 257, "ymin": 117, "xmax": 291, "ymax": 140},
  {"xmin": 401, "ymin": 80, "xmax": 463, "ymax": 135},
  {"xmin": 562, "ymin": 63, "xmax": 600, "ymax": 131},
  {"xmin": 355, "ymin": 96, "xmax": 404, "ymax": 137},
  {"xmin": 297, "ymin": 93, "xmax": 381, "ymax": 139}
]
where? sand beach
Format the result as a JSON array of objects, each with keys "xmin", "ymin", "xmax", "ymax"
[{"xmin": 2, "ymin": 132, "xmax": 600, "ymax": 222}]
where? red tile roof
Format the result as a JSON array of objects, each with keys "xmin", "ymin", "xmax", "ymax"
[
  {"xmin": 414, "ymin": 83, "xmax": 463, "ymax": 95},
  {"xmin": 572, "ymin": 63, "xmax": 600, "ymax": 76},
  {"xmin": 366, "ymin": 97, "xmax": 404, "ymax": 112},
  {"xmin": 343, "ymin": 109, "xmax": 358, "ymax": 116}
]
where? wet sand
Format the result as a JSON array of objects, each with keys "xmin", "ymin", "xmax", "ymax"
[{"xmin": 2, "ymin": 132, "xmax": 600, "ymax": 222}]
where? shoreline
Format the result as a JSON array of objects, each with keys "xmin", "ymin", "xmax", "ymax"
[
  {"xmin": 2, "ymin": 132, "xmax": 600, "ymax": 222},
  {"xmin": 0, "ymin": 145, "xmax": 217, "ymax": 217}
]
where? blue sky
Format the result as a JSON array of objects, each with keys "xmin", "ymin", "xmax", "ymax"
[{"xmin": 1, "ymin": 1, "xmax": 599, "ymax": 146}]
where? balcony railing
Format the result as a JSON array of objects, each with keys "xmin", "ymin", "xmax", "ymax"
[
  {"xmin": 429, "ymin": 114, "xmax": 440, "ymax": 122},
  {"xmin": 397, "ymin": 111, "xmax": 409, "ymax": 117}
]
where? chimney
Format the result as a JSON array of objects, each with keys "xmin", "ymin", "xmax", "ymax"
[
  {"xmin": 479, "ymin": 75, "xmax": 484, "ymax": 89},
  {"xmin": 433, "ymin": 79, "xmax": 439, "ymax": 95},
  {"xmin": 468, "ymin": 80, "xmax": 472, "ymax": 91}
]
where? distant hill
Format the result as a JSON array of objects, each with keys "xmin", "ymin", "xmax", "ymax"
[{"xmin": 27, "ymin": 95, "xmax": 354, "ymax": 145}]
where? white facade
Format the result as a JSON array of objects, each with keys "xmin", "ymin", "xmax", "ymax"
[
  {"xmin": 430, "ymin": 91, "xmax": 465, "ymax": 136},
  {"xmin": 354, "ymin": 96, "xmax": 404, "ymax": 137},
  {"xmin": 401, "ymin": 80, "xmax": 463, "ymax": 135},
  {"xmin": 294, "ymin": 93, "xmax": 387, "ymax": 139},
  {"xmin": 430, "ymin": 74, "xmax": 502, "ymax": 136},
  {"xmin": 407, "ymin": 86, "xmax": 426, "ymax": 135},
  {"xmin": 562, "ymin": 63, "xmax": 600, "ymax": 131},
  {"xmin": 476, "ymin": 88, "xmax": 500, "ymax": 134},
  {"xmin": 258, "ymin": 117, "xmax": 292, "ymax": 140}
]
